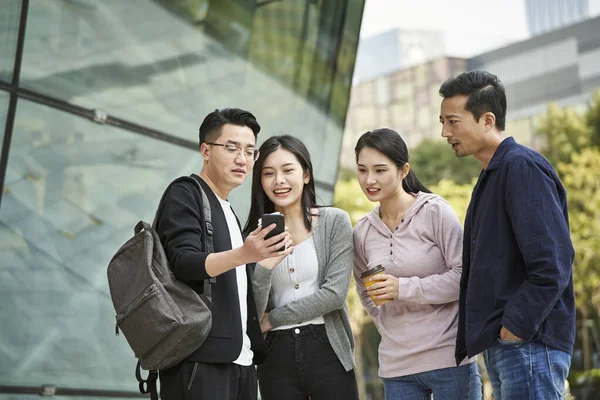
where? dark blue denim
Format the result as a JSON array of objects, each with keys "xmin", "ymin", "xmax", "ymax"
[
  {"xmin": 382, "ymin": 363, "xmax": 482, "ymax": 400},
  {"xmin": 257, "ymin": 324, "xmax": 358, "ymax": 400},
  {"xmin": 483, "ymin": 338, "xmax": 571, "ymax": 399}
]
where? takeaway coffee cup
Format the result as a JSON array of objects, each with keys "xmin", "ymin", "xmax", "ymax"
[{"xmin": 361, "ymin": 265, "xmax": 392, "ymax": 306}]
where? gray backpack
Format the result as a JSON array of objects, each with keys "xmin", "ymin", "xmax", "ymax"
[{"xmin": 107, "ymin": 176, "xmax": 214, "ymax": 398}]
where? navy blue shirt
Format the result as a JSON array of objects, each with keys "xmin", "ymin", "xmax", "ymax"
[{"xmin": 455, "ymin": 137, "xmax": 576, "ymax": 364}]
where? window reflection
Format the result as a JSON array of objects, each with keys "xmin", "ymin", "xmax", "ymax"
[
  {"xmin": 0, "ymin": 0, "xmax": 21, "ymax": 83},
  {"xmin": 0, "ymin": 99, "xmax": 199, "ymax": 390},
  {"xmin": 0, "ymin": 92, "xmax": 8, "ymax": 146},
  {"xmin": 19, "ymin": 0, "xmax": 361, "ymax": 168}
]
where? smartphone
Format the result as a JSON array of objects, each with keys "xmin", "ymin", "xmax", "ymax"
[{"xmin": 261, "ymin": 212, "xmax": 286, "ymax": 251}]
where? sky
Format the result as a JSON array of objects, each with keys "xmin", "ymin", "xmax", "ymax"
[
  {"xmin": 360, "ymin": 0, "xmax": 600, "ymax": 57},
  {"xmin": 359, "ymin": 0, "xmax": 530, "ymax": 57}
]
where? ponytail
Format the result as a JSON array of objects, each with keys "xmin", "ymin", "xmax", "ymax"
[{"xmin": 402, "ymin": 170, "xmax": 431, "ymax": 194}]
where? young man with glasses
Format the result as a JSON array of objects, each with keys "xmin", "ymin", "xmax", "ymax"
[{"xmin": 156, "ymin": 108, "xmax": 293, "ymax": 400}]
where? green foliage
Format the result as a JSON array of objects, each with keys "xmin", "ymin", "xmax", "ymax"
[
  {"xmin": 568, "ymin": 369, "xmax": 600, "ymax": 395},
  {"xmin": 333, "ymin": 178, "xmax": 376, "ymax": 226},
  {"xmin": 430, "ymin": 178, "xmax": 475, "ymax": 224},
  {"xmin": 334, "ymin": 177, "xmax": 375, "ymax": 400},
  {"xmin": 585, "ymin": 90, "xmax": 600, "ymax": 149},
  {"xmin": 410, "ymin": 139, "xmax": 481, "ymax": 187},
  {"xmin": 536, "ymin": 103, "xmax": 592, "ymax": 167},
  {"xmin": 558, "ymin": 149, "xmax": 600, "ymax": 314}
]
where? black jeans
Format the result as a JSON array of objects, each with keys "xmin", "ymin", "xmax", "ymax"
[
  {"xmin": 258, "ymin": 324, "xmax": 359, "ymax": 400},
  {"xmin": 159, "ymin": 361, "xmax": 257, "ymax": 400}
]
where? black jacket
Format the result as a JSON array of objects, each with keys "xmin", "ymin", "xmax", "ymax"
[{"xmin": 156, "ymin": 175, "xmax": 266, "ymax": 364}]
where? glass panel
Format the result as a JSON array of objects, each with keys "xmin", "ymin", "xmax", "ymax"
[
  {"xmin": 0, "ymin": 99, "xmax": 202, "ymax": 391},
  {"xmin": 20, "ymin": 0, "xmax": 364, "ymax": 188},
  {"xmin": 0, "ymin": 395, "xmax": 130, "ymax": 400},
  {"xmin": 1, "ymin": 0, "xmax": 364, "ymax": 392},
  {"xmin": 0, "ymin": 0, "xmax": 21, "ymax": 82},
  {"xmin": 0, "ymin": 91, "xmax": 9, "ymax": 147}
]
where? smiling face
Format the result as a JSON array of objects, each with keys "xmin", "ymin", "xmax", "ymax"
[
  {"xmin": 439, "ymin": 95, "xmax": 489, "ymax": 158},
  {"xmin": 356, "ymin": 147, "xmax": 406, "ymax": 203},
  {"xmin": 201, "ymin": 123, "xmax": 256, "ymax": 192},
  {"xmin": 260, "ymin": 148, "xmax": 309, "ymax": 212}
]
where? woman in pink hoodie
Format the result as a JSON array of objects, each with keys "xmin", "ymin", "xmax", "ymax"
[{"xmin": 352, "ymin": 128, "xmax": 481, "ymax": 400}]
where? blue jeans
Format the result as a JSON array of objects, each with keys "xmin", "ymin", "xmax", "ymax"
[
  {"xmin": 483, "ymin": 338, "xmax": 571, "ymax": 400},
  {"xmin": 382, "ymin": 363, "xmax": 482, "ymax": 400}
]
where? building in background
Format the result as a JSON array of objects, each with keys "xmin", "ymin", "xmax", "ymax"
[
  {"xmin": 353, "ymin": 28, "xmax": 445, "ymax": 84},
  {"xmin": 525, "ymin": 0, "xmax": 589, "ymax": 36},
  {"xmin": 341, "ymin": 14, "xmax": 600, "ymax": 171},
  {"xmin": 340, "ymin": 56, "xmax": 466, "ymax": 169},
  {"xmin": 0, "ymin": 0, "xmax": 364, "ymax": 396},
  {"xmin": 469, "ymin": 15, "xmax": 600, "ymax": 148}
]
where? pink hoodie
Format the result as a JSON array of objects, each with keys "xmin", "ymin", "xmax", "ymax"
[{"xmin": 353, "ymin": 192, "xmax": 474, "ymax": 378}]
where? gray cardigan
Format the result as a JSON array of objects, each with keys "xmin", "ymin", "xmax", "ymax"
[{"xmin": 252, "ymin": 207, "xmax": 356, "ymax": 371}]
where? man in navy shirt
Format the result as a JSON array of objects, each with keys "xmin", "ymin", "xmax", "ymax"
[{"xmin": 438, "ymin": 71, "xmax": 575, "ymax": 399}]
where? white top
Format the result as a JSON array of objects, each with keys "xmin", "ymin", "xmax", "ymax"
[
  {"xmin": 217, "ymin": 197, "xmax": 253, "ymax": 366},
  {"xmin": 270, "ymin": 236, "xmax": 325, "ymax": 330}
]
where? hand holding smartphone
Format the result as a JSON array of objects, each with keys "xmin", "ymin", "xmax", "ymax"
[{"xmin": 260, "ymin": 212, "xmax": 286, "ymax": 251}]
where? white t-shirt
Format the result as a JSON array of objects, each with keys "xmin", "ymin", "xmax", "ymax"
[{"xmin": 217, "ymin": 197, "xmax": 253, "ymax": 366}]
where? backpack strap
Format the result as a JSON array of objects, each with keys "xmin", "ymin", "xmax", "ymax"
[
  {"xmin": 150, "ymin": 175, "xmax": 217, "ymax": 293},
  {"xmin": 190, "ymin": 176, "xmax": 217, "ymax": 288},
  {"xmin": 136, "ymin": 361, "xmax": 158, "ymax": 400}
]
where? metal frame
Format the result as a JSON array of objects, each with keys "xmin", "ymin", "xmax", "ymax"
[
  {"xmin": 0, "ymin": 0, "xmax": 29, "ymax": 209},
  {"xmin": 0, "ymin": 385, "xmax": 146, "ymax": 398}
]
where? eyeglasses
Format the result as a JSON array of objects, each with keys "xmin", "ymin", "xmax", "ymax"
[{"xmin": 206, "ymin": 142, "xmax": 260, "ymax": 161}]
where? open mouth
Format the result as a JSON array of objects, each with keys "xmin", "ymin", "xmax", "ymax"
[
  {"xmin": 273, "ymin": 188, "xmax": 291, "ymax": 196},
  {"xmin": 366, "ymin": 188, "xmax": 380, "ymax": 194},
  {"xmin": 449, "ymin": 142, "xmax": 459, "ymax": 150}
]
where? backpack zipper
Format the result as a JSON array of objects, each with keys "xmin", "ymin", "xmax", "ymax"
[
  {"xmin": 187, "ymin": 362, "xmax": 199, "ymax": 390},
  {"xmin": 116, "ymin": 284, "xmax": 158, "ymax": 326}
]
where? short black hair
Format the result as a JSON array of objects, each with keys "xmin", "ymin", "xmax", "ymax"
[
  {"xmin": 198, "ymin": 108, "xmax": 261, "ymax": 146},
  {"xmin": 439, "ymin": 71, "xmax": 507, "ymax": 131}
]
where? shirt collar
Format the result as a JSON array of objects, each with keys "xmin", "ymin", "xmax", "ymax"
[{"xmin": 485, "ymin": 137, "xmax": 516, "ymax": 171}]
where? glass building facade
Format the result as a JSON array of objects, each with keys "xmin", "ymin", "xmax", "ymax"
[
  {"xmin": 525, "ymin": 0, "xmax": 589, "ymax": 35},
  {"xmin": 0, "ymin": 0, "xmax": 364, "ymax": 397}
]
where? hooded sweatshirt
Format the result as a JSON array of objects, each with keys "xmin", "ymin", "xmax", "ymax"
[{"xmin": 353, "ymin": 192, "xmax": 474, "ymax": 378}]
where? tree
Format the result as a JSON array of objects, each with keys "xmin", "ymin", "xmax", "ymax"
[
  {"xmin": 430, "ymin": 178, "xmax": 475, "ymax": 223},
  {"xmin": 584, "ymin": 90, "xmax": 600, "ymax": 149},
  {"xmin": 536, "ymin": 103, "xmax": 592, "ymax": 167},
  {"xmin": 559, "ymin": 150, "xmax": 600, "ymax": 315},
  {"xmin": 536, "ymin": 95, "xmax": 600, "ymax": 375},
  {"xmin": 410, "ymin": 139, "xmax": 481, "ymax": 188},
  {"xmin": 559, "ymin": 149, "xmax": 600, "ymax": 371},
  {"xmin": 333, "ymin": 178, "xmax": 375, "ymax": 400},
  {"xmin": 536, "ymin": 95, "xmax": 600, "ymax": 319},
  {"xmin": 333, "ymin": 179, "xmax": 376, "ymax": 226}
]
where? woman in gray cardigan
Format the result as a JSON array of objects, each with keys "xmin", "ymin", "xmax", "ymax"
[{"xmin": 244, "ymin": 135, "xmax": 358, "ymax": 400}]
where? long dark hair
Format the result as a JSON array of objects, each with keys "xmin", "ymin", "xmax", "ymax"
[
  {"xmin": 355, "ymin": 128, "xmax": 431, "ymax": 194},
  {"xmin": 243, "ymin": 135, "xmax": 319, "ymax": 236}
]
